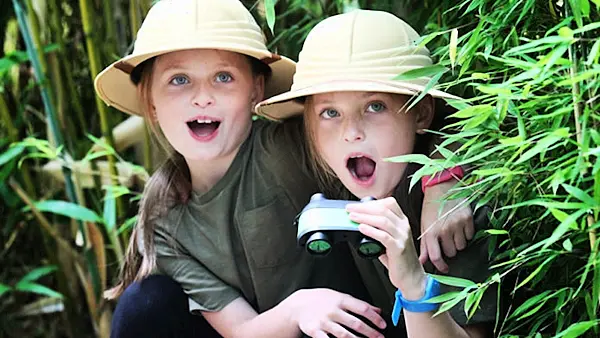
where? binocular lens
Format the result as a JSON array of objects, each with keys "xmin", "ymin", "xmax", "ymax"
[
  {"xmin": 308, "ymin": 240, "xmax": 331, "ymax": 254},
  {"xmin": 358, "ymin": 241, "xmax": 383, "ymax": 258}
]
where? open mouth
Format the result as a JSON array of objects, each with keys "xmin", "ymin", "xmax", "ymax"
[
  {"xmin": 186, "ymin": 118, "xmax": 221, "ymax": 139},
  {"xmin": 347, "ymin": 154, "xmax": 376, "ymax": 182}
]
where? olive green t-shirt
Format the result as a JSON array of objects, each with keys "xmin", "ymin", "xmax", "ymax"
[{"xmin": 154, "ymin": 117, "xmax": 369, "ymax": 313}]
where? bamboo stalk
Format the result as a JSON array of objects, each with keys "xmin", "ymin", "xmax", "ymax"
[
  {"xmin": 47, "ymin": 0, "xmax": 87, "ymax": 138},
  {"xmin": 101, "ymin": 0, "xmax": 118, "ymax": 60},
  {"xmin": 129, "ymin": 0, "xmax": 141, "ymax": 39},
  {"xmin": 78, "ymin": 0, "xmax": 125, "ymax": 221},
  {"xmin": 565, "ymin": 3, "xmax": 597, "ymax": 261},
  {"xmin": 12, "ymin": 0, "xmax": 102, "ymax": 298}
]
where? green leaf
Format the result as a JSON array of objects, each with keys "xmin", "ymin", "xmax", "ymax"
[
  {"xmin": 504, "ymin": 36, "xmax": 573, "ymax": 56},
  {"xmin": 26, "ymin": 200, "xmax": 102, "ymax": 223},
  {"xmin": 265, "ymin": 0, "xmax": 276, "ymax": 35},
  {"xmin": 550, "ymin": 208, "xmax": 570, "ymax": 223},
  {"xmin": 516, "ymin": 256, "xmax": 555, "ymax": 289},
  {"xmin": 0, "ymin": 145, "xmax": 25, "ymax": 167},
  {"xmin": 509, "ymin": 290, "xmax": 552, "ymax": 319},
  {"xmin": 430, "ymin": 274, "xmax": 477, "ymax": 288},
  {"xmin": 543, "ymin": 209, "xmax": 589, "ymax": 249},
  {"xmin": 562, "ymin": 239, "xmax": 573, "ymax": 252},
  {"xmin": 425, "ymin": 291, "xmax": 462, "ymax": 304},
  {"xmin": 384, "ymin": 153, "xmax": 434, "ymax": 165},
  {"xmin": 553, "ymin": 320, "xmax": 599, "ymax": 338},
  {"xmin": 587, "ymin": 40, "xmax": 600, "ymax": 66},
  {"xmin": 557, "ymin": 68, "xmax": 600, "ymax": 86},
  {"xmin": 393, "ymin": 65, "xmax": 448, "ymax": 81},
  {"xmin": 558, "ymin": 27, "xmax": 574, "ymax": 38},
  {"xmin": 103, "ymin": 188, "xmax": 117, "ymax": 232},
  {"xmin": 515, "ymin": 128, "xmax": 570, "ymax": 165},
  {"xmin": 449, "ymin": 104, "xmax": 493, "ymax": 119},
  {"xmin": 19, "ymin": 266, "xmax": 57, "ymax": 283},
  {"xmin": 485, "ymin": 229, "xmax": 509, "ymax": 235},
  {"xmin": 449, "ymin": 28, "xmax": 458, "ymax": 69},
  {"xmin": 561, "ymin": 184, "xmax": 597, "ymax": 207},
  {"xmin": 406, "ymin": 71, "xmax": 445, "ymax": 111},
  {"xmin": 15, "ymin": 282, "xmax": 63, "ymax": 299},
  {"xmin": 0, "ymin": 284, "xmax": 11, "ymax": 297}
]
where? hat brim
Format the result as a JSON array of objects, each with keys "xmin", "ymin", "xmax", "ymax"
[
  {"xmin": 255, "ymin": 79, "xmax": 462, "ymax": 121},
  {"xmin": 94, "ymin": 42, "xmax": 296, "ymax": 116}
]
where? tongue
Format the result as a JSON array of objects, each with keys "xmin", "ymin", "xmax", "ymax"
[
  {"xmin": 355, "ymin": 157, "xmax": 375, "ymax": 179},
  {"xmin": 190, "ymin": 122, "xmax": 218, "ymax": 137}
]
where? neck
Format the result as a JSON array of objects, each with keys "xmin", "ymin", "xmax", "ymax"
[{"xmin": 185, "ymin": 150, "xmax": 239, "ymax": 194}]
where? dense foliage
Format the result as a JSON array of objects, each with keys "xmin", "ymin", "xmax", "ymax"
[{"xmin": 0, "ymin": 0, "xmax": 598, "ymax": 337}]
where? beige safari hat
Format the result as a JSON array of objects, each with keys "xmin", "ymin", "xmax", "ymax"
[
  {"xmin": 255, "ymin": 9, "xmax": 460, "ymax": 121},
  {"xmin": 94, "ymin": 0, "xmax": 295, "ymax": 116}
]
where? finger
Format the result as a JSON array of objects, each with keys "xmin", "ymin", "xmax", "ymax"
[
  {"xmin": 419, "ymin": 238, "xmax": 429, "ymax": 265},
  {"xmin": 454, "ymin": 230, "xmax": 467, "ymax": 251},
  {"xmin": 322, "ymin": 321, "xmax": 359, "ymax": 338},
  {"xmin": 441, "ymin": 234, "xmax": 457, "ymax": 258},
  {"xmin": 358, "ymin": 224, "xmax": 398, "ymax": 251},
  {"xmin": 339, "ymin": 296, "xmax": 386, "ymax": 330},
  {"xmin": 349, "ymin": 212, "xmax": 403, "ymax": 238},
  {"xmin": 464, "ymin": 214, "xmax": 475, "ymax": 241},
  {"xmin": 426, "ymin": 237, "xmax": 449, "ymax": 273},
  {"xmin": 378, "ymin": 254, "xmax": 389, "ymax": 270},
  {"xmin": 310, "ymin": 331, "xmax": 329, "ymax": 338},
  {"xmin": 330, "ymin": 311, "xmax": 384, "ymax": 338}
]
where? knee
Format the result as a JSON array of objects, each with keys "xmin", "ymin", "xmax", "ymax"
[{"xmin": 111, "ymin": 275, "xmax": 188, "ymax": 336}]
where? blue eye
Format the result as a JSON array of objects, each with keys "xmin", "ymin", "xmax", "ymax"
[
  {"xmin": 367, "ymin": 102, "xmax": 386, "ymax": 113},
  {"xmin": 216, "ymin": 72, "xmax": 233, "ymax": 83},
  {"xmin": 320, "ymin": 109, "xmax": 340, "ymax": 119},
  {"xmin": 170, "ymin": 75, "xmax": 189, "ymax": 86}
]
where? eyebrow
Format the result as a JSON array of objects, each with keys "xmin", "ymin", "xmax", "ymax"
[{"xmin": 315, "ymin": 92, "xmax": 385, "ymax": 105}]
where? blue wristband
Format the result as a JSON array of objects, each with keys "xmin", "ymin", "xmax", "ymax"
[{"xmin": 391, "ymin": 275, "xmax": 441, "ymax": 326}]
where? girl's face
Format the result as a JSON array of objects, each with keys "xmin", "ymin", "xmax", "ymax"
[
  {"xmin": 309, "ymin": 91, "xmax": 433, "ymax": 199},
  {"xmin": 150, "ymin": 49, "xmax": 264, "ymax": 163}
]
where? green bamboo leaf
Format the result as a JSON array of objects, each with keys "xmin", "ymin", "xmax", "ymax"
[
  {"xmin": 471, "ymin": 72, "xmax": 490, "ymax": 80},
  {"xmin": 499, "ymin": 135, "xmax": 525, "ymax": 146},
  {"xmin": 19, "ymin": 266, "xmax": 57, "ymax": 283},
  {"xmin": 449, "ymin": 104, "xmax": 493, "ymax": 119},
  {"xmin": 586, "ymin": 40, "xmax": 600, "ymax": 66},
  {"xmin": 0, "ymin": 145, "xmax": 25, "ymax": 167},
  {"xmin": 550, "ymin": 208, "xmax": 570, "ymax": 223},
  {"xmin": 579, "ymin": 0, "xmax": 591, "ymax": 17},
  {"xmin": 15, "ymin": 282, "xmax": 63, "ymax": 299},
  {"xmin": 562, "ymin": 239, "xmax": 573, "ymax": 252},
  {"xmin": 543, "ymin": 209, "xmax": 588, "ymax": 249},
  {"xmin": 573, "ymin": 21, "xmax": 600, "ymax": 35},
  {"xmin": 553, "ymin": 320, "xmax": 599, "ymax": 338},
  {"xmin": 393, "ymin": 65, "xmax": 448, "ymax": 81},
  {"xmin": 509, "ymin": 290, "xmax": 552, "ymax": 319},
  {"xmin": 265, "ymin": 0, "xmax": 276, "ymax": 35},
  {"xmin": 430, "ymin": 274, "xmax": 477, "ymax": 288},
  {"xmin": 424, "ymin": 291, "xmax": 462, "ymax": 304},
  {"xmin": 0, "ymin": 284, "xmax": 11, "ymax": 297},
  {"xmin": 406, "ymin": 71, "xmax": 445, "ymax": 111},
  {"xmin": 561, "ymin": 184, "xmax": 597, "ymax": 207},
  {"xmin": 449, "ymin": 28, "xmax": 458, "ymax": 69},
  {"xmin": 476, "ymin": 85, "xmax": 512, "ymax": 96},
  {"xmin": 516, "ymin": 256, "xmax": 555, "ymax": 289},
  {"xmin": 515, "ymin": 128, "xmax": 569, "ymax": 165},
  {"xmin": 103, "ymin": 187, "xmax": 117, "ymax": 232},
  {"xmin": 485, "ymin": 229, "xmax": 509, "ymax": 235},
  {"xmin": 504, "ymin": 36, "xmax": 573, "ymax": 56},
  {"xmin": 384, "ymin": 153, "xmax": 433, "ymax": 165},
  {"xmin": 25, "ymin": 200, "xmax": 102, "ymax": 223},
  {"xmin": 557, "ymin": 68, "xmax": 600, "ymax": 86},
  {"xmin": 466, "ymin": 287, "xmax": 486, "ymax": 319}
]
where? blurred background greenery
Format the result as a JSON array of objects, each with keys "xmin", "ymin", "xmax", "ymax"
[{"xmin": 0, "ymin": 0, "xmax": 598, "ymax": 337}]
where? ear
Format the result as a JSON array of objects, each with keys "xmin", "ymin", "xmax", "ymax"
[
  {"xmin": 251, "ymin": 75, "xmax": 266, "ymax": 107},
  {"xmin": 415, "ymin": 95, "xmax": 435, "ymax": 134}
]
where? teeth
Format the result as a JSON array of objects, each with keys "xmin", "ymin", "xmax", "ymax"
[
  {"xmin": 350, "ymin": 155, "xmax": 364, "ymax": 159},
  {"xmin": 195, "ymin": 119, "xmax": 213, "ymax": 124}
]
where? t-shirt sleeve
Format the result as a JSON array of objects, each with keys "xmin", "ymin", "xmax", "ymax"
[{"xmin": 154, "ymin": 220, "xmax": 241, "ymax": 313}]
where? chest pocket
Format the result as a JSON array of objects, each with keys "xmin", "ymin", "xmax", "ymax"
[
  {"xmin": 239, "ymin": 189, "xmax": 303, "ymax": 268},
  {"xmin": 238, "ymin": 189, "xmax": 313, "ymax": 311}
]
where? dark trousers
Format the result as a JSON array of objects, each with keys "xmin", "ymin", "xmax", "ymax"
[{"xmin": 110, "ymin": 274, "xmax": 222, "ymax": 338}]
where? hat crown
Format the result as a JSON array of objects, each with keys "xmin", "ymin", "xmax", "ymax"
[
  {"xmin": 134, "ymin": 0, "xmax": 267, "ymax": 54},
  {"xmin": 292, "ymin": 10, "xmax": 432, "ymax": 90}
]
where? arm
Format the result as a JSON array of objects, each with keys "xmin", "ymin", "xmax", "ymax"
[
  {"xmin": 205, "ymin": 289, "xmax": 387, "ymax": 338},
  {"xmin": 347, "ymin": 198, "xmax": 492, "ymax": 338},
  {"xmin": 155, "ymin": 223, "xmax": 386, "ymax": 338}
]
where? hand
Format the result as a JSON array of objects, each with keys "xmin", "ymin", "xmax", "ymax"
[
  {"xmin": 420, "ymin": 180, "xmax": 474, "ymax": 273},
  {"xmin": 288, "ymin": 289, "xmax": 386, "ymax": 338},
  {"xmin": 347, "ymin": 198, "xmax": 427, "ymax": 300}
]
